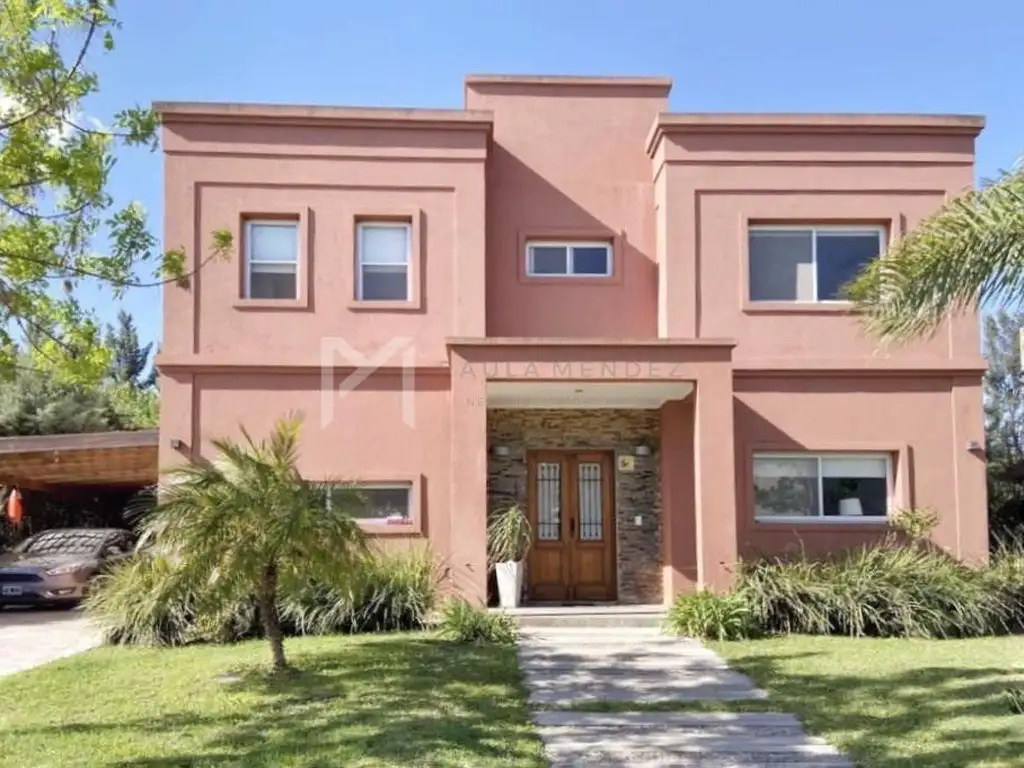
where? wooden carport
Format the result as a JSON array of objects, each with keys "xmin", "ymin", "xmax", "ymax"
[{"xmin": 0, "ymin": 430, "xmax": 158, "ymax": 490}]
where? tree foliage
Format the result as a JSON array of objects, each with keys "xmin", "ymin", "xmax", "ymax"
[
  {"xmin": 983, "ymin": 310, "xmax": 1024, "ymax": 539},
  {"xmin": 0, "ymin": 1, "xmax": 229, "ymax": 381},
  {"xmin": 143, "ymin": 416, "xmax": 369, "ymax": 671},
  {"xmin": 105, "ymin": 308, "xmax": 153, "ymax": 388},
  {"xmin": 847, "ymin": 166, "xmax": 1024, "ymax": 344},
  {"xmin": 0, "ymin": 356, "xmax": 155, "ymax": 433},
  {"xmin": 0, "ymin": 359, "xmax": 120, "ymax": 434}
]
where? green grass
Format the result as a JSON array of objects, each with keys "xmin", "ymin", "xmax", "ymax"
[
  {"xmin": 0, "ymin": 633, "xmax": 545, "ymax": 768},
  {"xmin": 710, "ymin": 636, "xmax": 1024, "ymax": 768}
]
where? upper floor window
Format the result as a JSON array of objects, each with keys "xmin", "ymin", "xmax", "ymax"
[
  {"xmin": 748, "ymin": 226, "xmax": 884, "ymax": 302},
  {"xmin": 245, "ymin": 220, "xmax": 299, "ymax": 299},
  {"xmin": 526, "ymin": 241, "xmax": 612, "ymax": 278},
  {"xmin": 753, "ymin": 453, "xmax": 891, "ymax": 521},
  {"xmin": 357, "ymin": 221, "xmax": 410, "ymax": 301}
]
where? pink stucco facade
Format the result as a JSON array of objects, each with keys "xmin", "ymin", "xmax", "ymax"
[{"xmin": 156, "ymin": 75, "xmax": 988, "ymax": 606}]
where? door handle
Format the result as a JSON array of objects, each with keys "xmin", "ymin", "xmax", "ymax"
[{"xmin": 569, "ymin": 518, "xmax": 576, "ymax": 537}]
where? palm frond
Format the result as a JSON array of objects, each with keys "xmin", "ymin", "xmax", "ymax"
[
  {"xmin": 141, "ymin": 417, "xmax": 368, "ymax": 610},
  {"xmin": 846, "ymin": 165, "xmax": 1024, "ymax": 344}
]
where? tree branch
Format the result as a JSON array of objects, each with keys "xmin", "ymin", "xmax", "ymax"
[
  {"xmin": 0, "ymin": 195, "xmax": 94, "ymax": 221},
  {"xmin": 0, "ymin": 240, "xmax": 228, "ymax": 289},
  {"xmin": 0, "ymin": 1, "xmax": 100, "ymax": 132}
]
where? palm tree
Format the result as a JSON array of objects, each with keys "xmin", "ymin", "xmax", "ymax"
[
  {"xmin": 145, "ymin": 415, "xmax": 368, "ymax": 672},
  {"xmin": 847, "ymin": 166, "xmax": 1024, "ymax": 343}
]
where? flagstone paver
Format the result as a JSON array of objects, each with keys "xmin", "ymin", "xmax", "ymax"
[{"xmin": 518, "ymin": 627, "xmax": 851, "ymax": 767}]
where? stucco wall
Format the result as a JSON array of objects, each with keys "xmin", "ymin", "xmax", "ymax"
[
  {"xmin": 487, "ymin": 408, "xmax": 662, "ymax": 604},
  {"xmin": 734, "ymin": 374, "xmax": 988, "ymax": 563},
  {"xmin": 466, "ymin": 79, "xmax": 667, "ymax": 339}
]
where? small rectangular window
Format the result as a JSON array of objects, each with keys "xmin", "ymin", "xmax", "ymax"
[
  {"xmin": 526, "ymin": 241, "xmax": 612, "ymax": 278},
  {"xmin": 749, "ymin": 226, "xmax": 884, "ymax": 302},
  {"xmin": 753, "ymin": 453, "xmax": 891, "ymax": 521},
  {"xmin": 245, "ymin": 220, "xmax": 298, "ymax": 299},
  {"xmin": 357, "ymin": 222, "xmax": 410, "ymax": 301},
  {"xmin": 348, "ymin": 483, "xmax": 413, "ymax": 521}
]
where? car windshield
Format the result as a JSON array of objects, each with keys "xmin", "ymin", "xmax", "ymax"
[{"xmin": 21, "ymin": 530, "xmax": 106, "ymax": 556}]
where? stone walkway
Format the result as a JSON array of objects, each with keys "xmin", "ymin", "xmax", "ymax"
[
  {"xmin": 0, "ymin": 609, "xmax": 101, "ymax": 678},
  {"xmin": 518, "ymin": 627, "xmax": 850, "ymax": 767}
]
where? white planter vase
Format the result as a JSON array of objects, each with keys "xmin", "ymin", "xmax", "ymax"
[{"xmin": 496, "ymin": 560, "xmax": 525, "ymax": 608}]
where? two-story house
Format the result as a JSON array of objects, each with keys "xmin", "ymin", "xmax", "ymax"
[{"xmin": 156, "ymin": 75, "xmax": 988, "ymax": 607}]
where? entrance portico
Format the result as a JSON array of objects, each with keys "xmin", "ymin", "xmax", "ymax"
[{"xmin": 447, "ymin": 338, "xmax": 737, "ymax": 606}]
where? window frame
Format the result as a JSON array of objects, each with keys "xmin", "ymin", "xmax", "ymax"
[
  {"xmin": 356, "ymin": 220, "xmax": 412, "ymax": 303},
  {"xmin": 747, "ymin": 224, "xmax": 887, "ymax": 304},
  {"xmin": 323, "ymin": 475, "xmax": 422, "ymax": 536},
  {"xmin": 525, "ymin": 240, "xmax": 613, "ymax": 278},
  {"xmin": 243, "ymin": 219, "xmax": 301, "ymax": 301},
  {"xmin": 752, "ymin": 451, "xmax": 893, "ymax": 523}
]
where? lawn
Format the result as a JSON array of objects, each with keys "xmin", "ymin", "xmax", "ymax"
[
  {"xmin": 711, "ymin": 636, "xmax": 1024, "ymax": 768},
  {"xmin": 0, "ymin": 633, "xmax": 545, "ymax": 768}
]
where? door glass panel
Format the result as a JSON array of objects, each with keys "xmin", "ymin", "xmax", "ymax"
[
  {"xmin": 537, "ymin": 462, "xmax": 561, "ymax": 541},
  {"xmin": 578, "ymin": 462, "xmax": 603, "ymax": 541}
]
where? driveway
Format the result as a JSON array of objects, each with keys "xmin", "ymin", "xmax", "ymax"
[{"xmin": 0, "ymin": 609, "xmax": 101, "ymax": 678}]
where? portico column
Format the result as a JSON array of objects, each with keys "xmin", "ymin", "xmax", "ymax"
[
  {"xmin": 660, "ymin": 398, "xmax": 697, "ymax": 603},
  {"xmin": 693, "ymin": 369, "xmax": 738, "ymax": 590},
  {"xmin": 449, "ymin": 349, "xmax": 489, "ymax": 603}
]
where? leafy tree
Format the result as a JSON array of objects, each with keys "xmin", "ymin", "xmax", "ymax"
[
  {"xmin": 983, "ymin": 311, "xmax": 1024, "ymax": 539},
  {"xmin": 0, "ymin": 1, "xmax": 229, "ymax": 382},
  {"xmin": 106, "ymin": 380, "xmax": 156, "ymax": 427},
  {"xmin": 143, "ymin": 416, "xmax": 369, "ymax": 672},
  {"xmin": 105, "ymin": 309, "xmax": 153, "ymax": 388},
  {"xmin": 0, "ymin": 361, "xmax": 122, "ymax": 434}
]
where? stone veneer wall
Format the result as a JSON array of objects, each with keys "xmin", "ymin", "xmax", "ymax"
[{"xmin": 487, "ymin": 409, "xmax": 662, "ymax": 604}]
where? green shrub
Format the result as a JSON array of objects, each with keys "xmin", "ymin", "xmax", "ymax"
[
  {"xmin": 86, "ymin": 555, "xmax": 259, "ymax": 646},
  {"xmin": 281, "ymin": 548, "xmax": 439, "ymax": 634},
  {"xmin": 89, "ymin": 548, "xmax": 439, "ymax": 646},
  {"xmin": 890, "ymin": 507, "xmax": 940, "ymax": 542},
  {"xmin": 664, "ymin": 589, "xmax": 752, "ymax": 640},
  {"xmin": 988, "ymin": 537, "xmax": 1024, "ymax": 631},
  {"xmin": 1006, "ymin": 687, "xmax": 1024, "ymax": 715},
  {"xmin": 740, "ymin": 541, "xmax": 1014, "ymax": 638},
  {"xmin": 436, "ymin": 599, "xmax": 517, "ymax": 644}
]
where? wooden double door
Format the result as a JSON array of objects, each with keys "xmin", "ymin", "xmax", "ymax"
[{"xmin": 526, "ymin": 451, "xmax": 616, "ymax": 602}]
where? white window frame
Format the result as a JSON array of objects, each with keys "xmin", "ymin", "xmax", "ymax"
[
  {"xmin": 356, "ymin": 221, "xmax": 411, "ymax": 301},
  {"xmin": 244, "ymin": 219, "xmax": 299, "ymax": 299},
  {"xmin": 753, "ymin": 452, "xmax": 893, "ymax": 523},
  {"xmin": 525, "ymin": 240, "xmax": 613, "ymax": 278},
  {"xmin": 748, "ymin": 225, "xmax": 886, "ymax": 303}
]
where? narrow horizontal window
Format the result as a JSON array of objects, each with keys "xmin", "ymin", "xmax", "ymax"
[
  {"xmin": 334, "ymin": 483, "xmax": 413, "ymax": 521},
  {"xmin": 245, "ymin": 220, "xmax": 299, "ymax": 299},
  {"xmin": 749, "ymin": 226, "xmax": 884, "ymax": 302},
  {"xmin": 753, "ymin": 453, "xmax": 891, "ymax": 521},
  {"xmin": 526, "ymin": 241, "xmax": 612, "ymax": 278},
  {"xmin": 357, "ymin": 222, "xmax": 410, "ymax": 301}
]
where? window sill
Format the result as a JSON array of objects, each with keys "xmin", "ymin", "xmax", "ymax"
[
  {"xmin": 356, "ymin": 519, "xmax": 421, "ymax": 536},
  {"xmin": 520, "ymin": 275, "xmax": 620, "ymax": 287},
  {"xmin": 755, "ymin": 516, "xmax": 890, "ymax": 527},
  {"xmin": 347, "ymin": 299, "xmax": 422, "ymax": 312},
  {"xmin": 743, "ymin": 301, "xmax": 859, "ymax": 315},
  {"xmin": 234, "ymin": 297, "xmax": 309, "ymax": 311}
]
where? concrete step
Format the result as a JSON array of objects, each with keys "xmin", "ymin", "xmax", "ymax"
[
  {"xmin": 534, "ymin": 712, "xmax": 852, "ymax": 767},
  {"xmin": 496, "ymin": 605, "xmax": 666, "ymax": 629}
]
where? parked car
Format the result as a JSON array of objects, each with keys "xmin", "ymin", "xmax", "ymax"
[{"xmin": 0, "ymin": 528, "xmax": 135, "ymax": 609}]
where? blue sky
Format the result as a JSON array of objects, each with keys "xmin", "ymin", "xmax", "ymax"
[{"xmin": 90, "ymin": 0, "xmax": 1024, "ymax": 346}]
